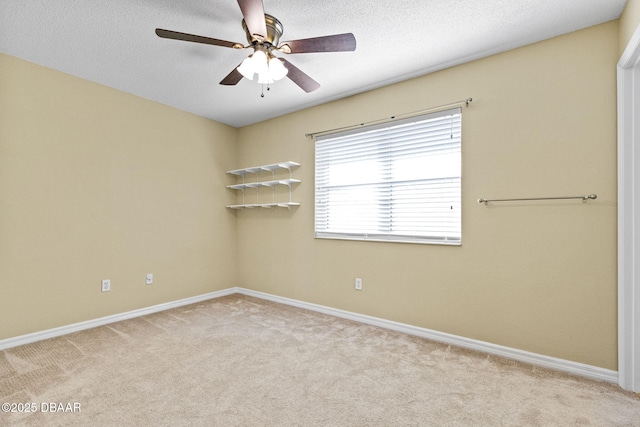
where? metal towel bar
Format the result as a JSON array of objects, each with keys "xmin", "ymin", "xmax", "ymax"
[{"xmin": 477, "ymin": 194, "xmax": 597, "ymax": 205}]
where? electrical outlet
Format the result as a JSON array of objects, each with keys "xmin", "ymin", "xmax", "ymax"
[
  {"xmin": 101, "ymin": 279, "xmax": 111, "ymax": 292},
  {"xmin": 146, "ymin": 273, "xmax": 153, "ymax": 285},
  {"xmin": 355, "ymin": 277, "xmax": 363, "ymax": 290}
]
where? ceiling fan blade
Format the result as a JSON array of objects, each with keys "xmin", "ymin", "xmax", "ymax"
[
  {"xmin": 155, "ymin": 28, "xmax": 240, "ymax": 49},
  {"xmin": 279, "ymin": 33, "xmax": 356, "ymax": 54},
  {"xmin": 280, "ymin": 58, "xmax": 320, "ymax": 93},
  {"xmin": 220, "ymin": 66, "xmax": 244, "ymax": 86},
  {"xmin": 237, "ymin": 0, "xmax": 268, "ymax": 41}
]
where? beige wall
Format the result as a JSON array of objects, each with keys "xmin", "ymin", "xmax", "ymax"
[
  {"xmin": 0, "ymin": 53, "xmax": 238, "ymax": 340},
  {"xmin": 236, "ymin": 21, "xmax": 619, "ymax": 369},
  {"xmin": 621, "ymin": 0, "xmax": 640, "ymax": 54}
]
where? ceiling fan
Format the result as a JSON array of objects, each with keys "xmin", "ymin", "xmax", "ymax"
[{"xmin": 155, "ymin": 0, "xmax": 356, "ymax": 93}]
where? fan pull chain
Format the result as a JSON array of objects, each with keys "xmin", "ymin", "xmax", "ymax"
[{"xmin": 260, "ymin": 83, "xmax": 272, "ymax": 98}]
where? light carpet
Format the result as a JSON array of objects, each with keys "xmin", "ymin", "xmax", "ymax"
[{"xmin": 1, "ymin": 294, "xmax": 639, "ymax": 426}]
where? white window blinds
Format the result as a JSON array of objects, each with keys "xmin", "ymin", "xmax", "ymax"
[{"xmin": 314, "ymin": 107, "xmax": 461, "ymax": 245}]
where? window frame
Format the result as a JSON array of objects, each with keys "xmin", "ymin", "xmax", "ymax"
[{"xmin": 314, "ymin": 107, "xmax": 462, "ymax": 245}]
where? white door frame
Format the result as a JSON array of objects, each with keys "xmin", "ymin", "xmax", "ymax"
[{"xmin": 618, "ymin": 24, "xmax": 640, "ymax": 393}]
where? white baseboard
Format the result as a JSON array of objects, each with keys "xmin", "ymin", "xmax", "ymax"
[
  {"xmin": 0, "ymin": 288, "xmax": 237, "ymax": 351},
  {"xmin": 0, "ymin": 286, "xmax": 618, "ymax": 385},
  {"xmin": 236, "ymin": 288, "xmax": 619, "ymax": 385}
]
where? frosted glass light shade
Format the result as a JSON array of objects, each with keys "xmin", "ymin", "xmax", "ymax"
[
  {"xmin": 269, "ymin": 57, "xmax": 288, "ymax": 81},
  {"xmin": 237, "ymin": 51, "xmax": 288, "ymax": 84},
  {"xmin": 237, "ymin": 55, "xmax": 256, "ymax": 79},
  {"xmin": 252, "ymin": 51, "xmax": 268, "ymax": 75}
]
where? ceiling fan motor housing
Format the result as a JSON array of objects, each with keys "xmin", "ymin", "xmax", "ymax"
[{"xmin": 243, "ymin": 14, "xmax": 283, "ymax": 47}]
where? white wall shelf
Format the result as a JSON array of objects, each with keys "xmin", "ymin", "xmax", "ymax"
[
  {"xmin": 227, "ymin": 202, "xmax": 301, "ymax": 210},
  {"xmin": 227, "ymin": 178, "xmax": 301, "ymax": 191},
  {"xmin": 226, "ymin": 161, "xmax": 300, "ymax": 209}
]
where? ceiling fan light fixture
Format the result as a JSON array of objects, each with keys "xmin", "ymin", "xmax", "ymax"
[
  {"xmin": 237, "ymin": 50, "xmax": 287, "ymax": 84},
  {"xmin": 237, "ymin": 50, "xmax": 268, "ymax": 80}
]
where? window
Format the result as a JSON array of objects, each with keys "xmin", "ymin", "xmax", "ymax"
[{"xmin": 314, "ymin": 108, "xmax": 461, "ymax": 245}]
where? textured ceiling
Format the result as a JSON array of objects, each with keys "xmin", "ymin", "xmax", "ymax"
[{"xmin": 0, "ymin": 0, "xmax": 628, "ymax": 127}]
